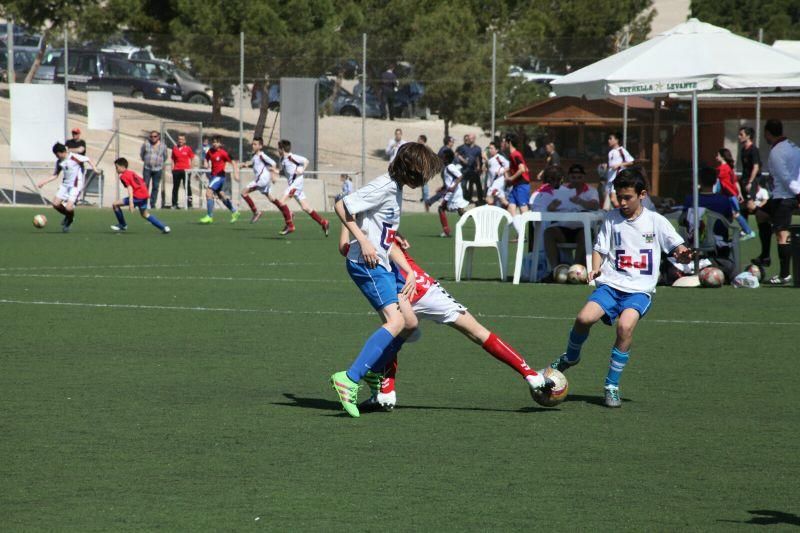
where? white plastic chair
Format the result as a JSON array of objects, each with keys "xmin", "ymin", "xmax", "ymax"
[{"xmin": 455, "ymin": 206, "xmax": 513, "ymax": 281}]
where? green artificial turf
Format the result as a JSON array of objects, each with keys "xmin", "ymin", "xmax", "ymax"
[{"xmin": 1, "ymin": 207, "xmax": 798, "ymax": 531}]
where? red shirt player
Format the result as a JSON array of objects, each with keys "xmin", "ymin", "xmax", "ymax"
[
  {"xmin": 111, "ymin": 157, "xmax": 170, "ymax": 233},
  {"xmin": 200, "ymin": 135, "xmax": 240, "ymax": 224},
  {"xmin": 171, "ymin": 134, "xmax": 195, "ymax": 208},
  {"xmin": 502, "ymin": 133, "xmax": 531, "ymax": 219}
]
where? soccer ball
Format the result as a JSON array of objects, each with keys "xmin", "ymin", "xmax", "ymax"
[
  {"xmin": 745, "ymin": 264, "xmax": 764, "ymax": 282},
  {"xmin": 531, "ymin": 368, "xmax": 569, "ymax": 407},
  {"xmin": 699, "ymin": 266, "xmax": 725, "ymax": 288},
  {"xmin": 553, "ymin": 264, "xmax": 571, "ymax": 284},
  {"xmin": 567, "ymin": 264, "xmax": 588, "ymax": 284},
  {"xmin": 33, "ymin": 214, "xmax": 47, "ymax": 228}
]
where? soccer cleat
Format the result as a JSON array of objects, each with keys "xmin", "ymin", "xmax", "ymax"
[
  {"xmin": 110, "ymin": 225, "xmax": 127, "ymax": 232},
  {"xmin": 439, "ymin": 231, "xmax": 451, "ymax": 238},
  {"xmin": 162, "ymin": 226, "xmax": 171, "ymax": 234},
  {"xmin": 330, "ymin": 371, "xmax": 360, "ymax": 418},
  {"xmin": 766, "ymin": 274, "xmax": 792, "ymax": 286},
  {"xmin": 62, "ymin": 224, "xmax": 71, "ymax": 233},
  {"xmin": 363, "ymin": 371, "xmax": 383, "ymax": 396},
  {"xmin": 740, "ymin": 230, "xmax": 756, "ymax": 241},
  {"xmin": 250, "ymin": 210, "xmax": 263, "ymax": 224},
  {"xmin": 230, "ymin": 211, "xmax": 241, "ymax": 223},
  {"xmin": 322, "ymin": 219, "xmax": 330, "ymax": 237},
  {"xmin": 604, "ymin": 385, "xmax": 622, "ymax": 408},
  {"xmin": 279, "ymin": 224, "xmax": 296, "ymax": 235},
  {"xmin": 550, "ymin": 353, "xmax": 579, "ymax": 373},
  {"xmin": 751, "ymin": 257, "xmax": 771, "ymax": 267},
  {"xmin": 199, "ymin": 215, "xmax": 214, "ymax": 224}
]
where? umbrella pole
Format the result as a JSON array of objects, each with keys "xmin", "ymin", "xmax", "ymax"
[
  {"xmin": 623, "ymin": 96, "xmax": 628, "ymax": 147},
  {"xmin": 692, "ymin": 90, "xmax": 700, "ymax": 273}
]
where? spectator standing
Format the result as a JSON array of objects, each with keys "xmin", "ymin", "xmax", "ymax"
[
  {"xmin": 536, "ymin": 140, "xmax": 560, "ymax": 180},
  {"xmin": 715, "ymin": 148, "xmax": 755, "ymax": 239},
  {"xmin": 456, "ymin": 133, "xmax": 484, "ymax": 205},
  {"xmin": 66, "ymin": 127, "xmax": 86, "ymax": 155},
  {"xmin": 171, "ymin": 134, "xmax": 195, "ymax": 208},
  {"xmin": 386, "ymin": 128, "xmax": 406, "ymax": 162},
  {"xmin": 201, "ymin": 136, "xmax": 211, "ymax": 158},
  {"xmin": 605, "ymin": 132, "xmax": 634, "ymax": 209},
  {"xmin": 738, "ymin": 126, "xmax": 771, "ymax": 259},
  {"xmin": 417, "ymin": 134, "xmax": 431, "ymax": 204},
  {"xmin": 140, "ymin": 130, "xmax": 168, "ymax": 208},
  {"xmin": 380, "ymin": 64, "xmax": 399, "ymax": 120},
  {"xmin": 756, "ymin": 119, "xmax": 800, "ymax": 285}
]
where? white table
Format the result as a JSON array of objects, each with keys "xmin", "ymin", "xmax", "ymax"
[{"xmin": 512, "ymin": 211, "xmax": 605, "ymax": 284}]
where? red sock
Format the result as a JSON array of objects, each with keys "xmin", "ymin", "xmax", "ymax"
[
  {"xmin": 381, "ymin": 358, "xmax": 398, "ymax": 393},
  {"xmin": 243, "ymin": 195, "xmax": 257, "ymax": 213},
  {"xmin": 273, "ymin": 201, "xmax": 293, "ymax": 225},
  {"xmin": 482, "ymin": 332, "xmax": 536, "ymax": 377},
  {"xmin": 438, "ymin": 209, "xmax": 450, "ymax": 234},
  {"xmin": 309, "ymin": 210, "xmax": 324, "ymax": 226}
]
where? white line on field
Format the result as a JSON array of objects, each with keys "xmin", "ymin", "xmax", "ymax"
[
  {"xmin": 0, "ymin": 272, "xmax": 348, "ymax": 284},
  {"xmin": 0, "ymin": 262, "xmax": 318, "ymax": 272},
  {"xmin": 0, "ymin": 298, "xmax": 797, "ymax": 327}
]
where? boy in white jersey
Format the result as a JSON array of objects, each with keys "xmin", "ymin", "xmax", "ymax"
[
  {"xmin": 605, "ymin": 132, "xmax": 634, "ymax": 209},
  {"xmin": 550, "ymin": 168, "xmax": 692, "ymax": 407},
  {"xmin": 485, "ymin": 141, "xmax": 510, "ymax": 208},
  {"xmin": 436, "ymin": 148, "xmax": 470, "ymax": 237},
  {"xmin": 276, "ymin": 139, "xmax": 330, "ymax": 236},
  {"xmin": 240, "ymin": 137, "xmax": 294, "ymax": 227},
  {"xmin": 330, "ymin": 142, "xmax": 443, "ymax": 418},
  {"xmin": 36, "ymin": 143, "xmax": 97, "ymax": 232}
]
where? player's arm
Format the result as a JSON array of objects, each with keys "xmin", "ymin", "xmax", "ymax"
[
  {"xmin": 588, "ymin": 250, "xmax": 604, "ymax": 281},
  {"xmin": 230, "ymin": 159, "xmax": 240, "ymax": 182},
  {"xmin": 671, "ymin": 244, "xmax": 693, "ymax": 264},
  {"xmin": 388, "ymin": 244, "xmax": 417, "ymax": 301},
  {"xmin": 334, "ymin": 199, "xmax": 378, "ymax": 268},
  {"xmin": 338, "ymin": 224, "xmax": 351, "ymax": 256},
  {"xmin": 37, "ymin": 170, "xmax": 61, "ymax": 188},
  {"xmin": 85, "ymin": 157, "xmax": 98, "ymax": 173}
]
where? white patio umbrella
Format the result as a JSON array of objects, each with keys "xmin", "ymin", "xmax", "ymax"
[{"xmin": 551, "ymin": 18, "xmax": 800, "ymax": 258}]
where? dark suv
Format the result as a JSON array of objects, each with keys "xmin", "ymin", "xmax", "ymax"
[{"xmin": 35, "ymin": 50, "xmax": 182, "ymax": 101}]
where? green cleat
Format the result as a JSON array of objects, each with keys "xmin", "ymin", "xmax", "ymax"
[
  {"xmin": 199, "ymin": 215, "xmax": 214, "ymax": 224},
  {"xmin": 363, "ymin": 371, "xmax": 382, "ymax": 397},
  {"xmin": 230, "ymin": 210, "xmax": 241, "ymax": 223},
  {"xmin": 330, "ymin": 371, "xmax": 360, "ymax": 418},
  {"xmin": 550, "ymin": 352, "xmax": 579, "ymax": 373}
]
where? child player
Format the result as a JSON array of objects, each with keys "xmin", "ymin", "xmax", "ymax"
[
  {"xmin": 339, "ymin": 229, "xmax": 551, "ymax": 411},
  {"xmin": 36, "ymin": 143, "xmax": 96, "ymax": 232},
  {"xmin": 485, "ymin": 140, "xmax": 510, "ymax": 208},
  {"xmin": 239, "ymin": 137, "xmax": 294, "ymax": 226},
  {"xmin": 276, "ymin": 139, "xmax": 330, "ymax": 236},
  {"xmin": 437, "ymin": 148, "xmax": 470, "ymax": 237},
  {"xmin": 329, "ymin": 142, "xmax": 442, "ymax": 418},
  {"xmin": 199, "ymin": 135, "xmax": 240, "ymax": 224},
  {"xmin": 110, "ymin": 158, "xmax": 170, "ymax": 234},
  {"xmin": 549, "ymin": 168, "xmax": 693, "ymax": 407}
]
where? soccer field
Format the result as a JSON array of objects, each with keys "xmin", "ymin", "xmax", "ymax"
[{"xmin": 2, "ymin": 207, "xmax": 798, "ymax": 531}]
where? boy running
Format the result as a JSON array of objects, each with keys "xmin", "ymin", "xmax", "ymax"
[
  {"xmin": 239, "ymin": 137, "xmax": 294, "ymax": 226},
  {"xmin": 343, "ymin": 230, "xmax": 550, "ymax": 411},
  {"xmin": 36, "ymin": 143, "xmax": 96, "ymax": 233},
  {"xmin": 110, "ymin": 158, "xmax": 170, "ymax": 234},
  {"xmin": 437, "ymin": 148, "xmax": 469, "ymax": 237},
  {"xmin": 485, "ymin": 141, "xmax": 510, "ymax": 208},
  {"xmin": 199, "ymin": 135, "xmax": 240, "ymax": 224},
  {"xmin": 329, "ymin": 142, "xmax": 442, "ymax": 418},
  {"xmin": 502, "ymin": 133, "xmax": 531, "ymax": 236},
  {"xmin": 276, "ymin": 139, "xmax": 330, "ymax": 236},
  {"xmin": 549, "ymin": 168, "xmax": 692, "ymax": 407}
]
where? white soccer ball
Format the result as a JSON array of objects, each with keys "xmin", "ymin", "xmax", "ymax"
[
  {"xmin": 33, "ymin": 214, "xmax": 47, "ymax": 228},
  {"xmin": 553, "ymin": 264, "xmax": 570, "ymax": 284},
  {"xmin": 567, "ymin": 264, "xmax": 588, "ymax": 284}
]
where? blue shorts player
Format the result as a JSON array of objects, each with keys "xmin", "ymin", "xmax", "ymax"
[
  {"xmin": 550, "ymin": 168, "xmax": 693, "ymax": 407},
  {"xmin": 501, "ymin": 133, "xmax": 531, "ymax": 237},
  {"xmin": 329, "ymin": 142, "xmax": 443, "ymax": 418},
  {"xmin": 111, "ymin": 158, "xmax": 170, "ymax": 234},
  {"xmin": 199, "ymin": 136, "xmax": 240, "ymax": 224}
]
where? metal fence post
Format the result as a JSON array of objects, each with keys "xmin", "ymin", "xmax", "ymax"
[
  {"xmin": 12, "ymin": 167, "xmax": 16, "ymax": 205},
  {"xmin": 64, "ymin": 29, "xmax": 69, "ymax": 139},
  {"xmin": 491, "ymin": 32, "xmax": 496, "ymax": 140},
  {"xmin": 361, "ymin": 33, "xmax": 367, "ymax": 188}
]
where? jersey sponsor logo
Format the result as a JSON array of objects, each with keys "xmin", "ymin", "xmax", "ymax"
[
  {"xmin": 615, "ymin": 248, "xmax": 653, "ymax": 275},
  {"xmin": 643, "ymin": 232, "xmax": 655, "ymax": 243},
  {"xmin": 380, "ymin": 222, "xmax": 397, "ymax": 250}
]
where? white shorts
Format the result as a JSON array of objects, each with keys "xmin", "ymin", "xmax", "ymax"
[
  {"xmin": 285, "ymin": 177, "xmax": 306, "ymax": 201},
  {"xmin": 487, "ymin": 177, "xmax": 506, "ymax": 200},
  {"xmin": 443, "ymin": 185, "xmax": 469, "ymax": 211},
  {"xmin": 413, "ymin": 282, "xmax": 467, "ymax": 324},
  {"xmin": 246, "ymin": 179, "xmax": 271, "ymax": 195},
  {"xmin": 56, "ymin": 182, "xmax": 82, "ymax": 204}
]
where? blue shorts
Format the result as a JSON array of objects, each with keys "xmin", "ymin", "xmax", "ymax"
[
  {"xmin": 589, "ymin": 284, "xmax": 652, "ymax": 326},
  {"xmin": 208, "ymin": 175, "xmax": 226, "ymax": 192},
  {"xmin": 123, "ymin": 197, "xmax": 148, "ymax": 211},
  {"xmin": 507, "ymin": 182, "xmax": 530, "ymax": 206},
  {"xmin": 346, "ymin": 260, "xmax": 399, "ymax": 311}
]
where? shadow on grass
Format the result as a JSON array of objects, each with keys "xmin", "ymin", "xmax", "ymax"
[
  {"xmin": 566, "ymin": 394, "xmax": 633, "ymax": 407},
  {"xmin": 275, "ymin": 393, "xmax": 555, "ymax": 414},
  {"xmin": 717, "ymin": 510, "xmax": 800, "ymax": 526}
]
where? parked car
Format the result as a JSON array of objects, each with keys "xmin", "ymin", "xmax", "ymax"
[
  {"xmin": 0, "ymin": 45, "xmax": 35, "ymax": 82},
  {"xmin": 35, "ymin": 50, "xmax": 182, "ymax": 101},
  {"xmin": 130, "ymin": 58, "xmax": 234, "ymax": 107}
]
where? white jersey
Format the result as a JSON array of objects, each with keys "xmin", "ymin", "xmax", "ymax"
[
  {"xmin": 251, "ymin": 152, "xmax": 276, "ymax": 183},
  {"xmin": 594, "ymin": 208, "xmax": 684, "ymax": 294},
  {"xmin": 487, "ymin": 154, "xmax": 509, "ymax": 181},
  {"xmin": 280, "ymin": 153, "xmax": 308, "ymax": 188},
  {"xmin": 343, "ymin": 174, "xmax": 403, "ymax": 271},
  {"xmin": 60, "ymin": 153, "xmax": 89, "ymax": 188},
  {"xmin": 607, "ymin": 146, "xmax": 633, "ymax": 186},
  {"xmin": 553, "ymin": 185, "xmax": 600, "ymax": 228},
  {"xmin": 443, "ymin": 163, "xmax": 469, "ymax": 210},
  {"xmin": 529, "ymin": 185, "xmax": 556, "ymax": 212},
  {"xmin": 386, "ymin": 139, "xmax": 407, "ymax": 162}
]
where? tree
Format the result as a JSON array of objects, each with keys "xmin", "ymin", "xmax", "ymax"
[{"xmin": 691, "ymin": 0, "xmax": 800, "ymax": 42}]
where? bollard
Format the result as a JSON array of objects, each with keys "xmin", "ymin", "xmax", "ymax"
[{"xmin": 790, "ymin": 224, "xmax": 800, "ymax": 288}]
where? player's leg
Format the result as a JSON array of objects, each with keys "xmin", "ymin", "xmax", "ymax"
[
  {"xmin": 267, "ymin": 191, "xmax": 294, "ymax": 228},
  {"xmin": 551, "ymin": 299, "xmax": 607, "ymax": 371},
  {"xmin": 277, "ymin": 191, "xmax": 297, "ymax": 234},
  {"xmin": 241, "ymin": 186, "xmax": 259, "ymax": 215},
  {"xmin": 139, "ymin": 202, "xmax": 170, "ymax": 233},
  {"xmin": 171, "ymin": 170, "xmax": 184, "ymax": 208},
  {"xmin": 216, "ymin": 189, "xmax": 239, "ymax": 222},
  {"xmin": 298, "ymin": 197, "xmax": 329, "ymax": 234},
  {"xmin": 438, "ymin": 202, "xmax": 451, "ymax": 237},
  {"xmin": 111, "ymin": 198, "xmax": 129, "ymax": 230},
  {"xmin": 604, "ymin": 308, "xmax": 642, "ymax": 407},
  {"xmin": 62, "ymin": 197, "xmax": 77, "ymax": 229},
  {"xmin": 201, "ymin": 183, "xmax": 216, "ymax": 223}
]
